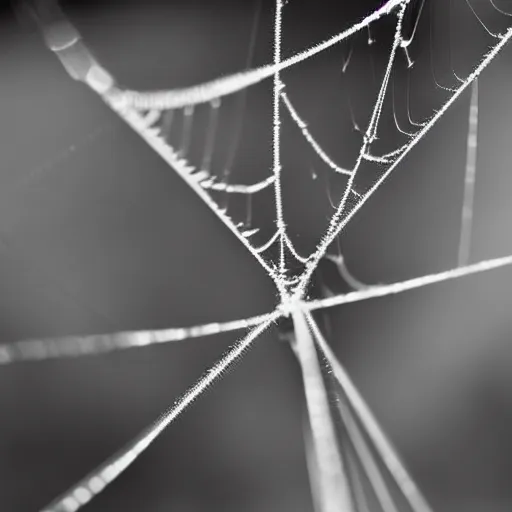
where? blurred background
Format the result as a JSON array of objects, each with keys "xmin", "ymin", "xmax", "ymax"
[{"xmin": 1, "ymin": 0, "xmax": 512, "ymax": 510}]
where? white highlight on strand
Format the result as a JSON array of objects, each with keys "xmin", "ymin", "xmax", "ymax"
[
  {"xmin": 302, "ymin": 413, "xmax": 325, "ymax": 512},
  {"xmin": 21, "ymin": 3, "xmax": 512, "ymax": 511},
  {"xmin": 283, "ymin": 233, "xmax": 310, "ymax": 264},
  {"xmin": 306, "ymin": 312, "xmax": 434, "ymax": 512},
  {"xmin": 200, "ymin": 99, "xmax": 220, "ymax": 172},
  {"xmin": 324, "ymin": 254, "xmax": 369, "ymax": 291},
  {"xmin": 141, "ymin": 109, "xmax": 161, "ymax": 128},
  {"xmin": 0, "ymin": 312, "xmax": 274, "ymax": 364},
  {"xmin": 41, "ymin": 315, "xmax": 278, "ymax": 512},
  {"xmin": 178, "ymin": 105, "xmax": 195, "ymax": 157},
  {"xmin": 280, "ymin": 91, "xmax": 352, "ymax": 176},
  {"xmin": 108, "ymin": 0, "xmax": 410, "ymax": 110},
  {"xmin": 296, "ymin": 22, "xmax": 512, "ymax": 299},
  {"xmin": 38, "ymin": 15, "xmax": 114, "ymax": 94},
  {"xmin": 343, "ymin": 445, "xmax": 372, "ymax": 512},
  {"xmin": 363, "ymin": 152, "xmax": 393, "ymax": 164},
  {"xmin": 6, "ymin": 252, "xmax": 511, "ymax": 365},
  {"xmin": 401, "ymin": 0, "xmax": 426, "ymax": 48},
  {"xmin": 489, "ymin": 0, "xmax": 512, "ymax": 17},
  {"xmin": 104, "ymin": 99, "xmax": 287, "ymax": 298},
  {"xmin": 458, "ymin": 78, "xmax": 479, "ymax": 267},
  {"xmin": 203, "ymin": 174, "xmax": 275, "ymax": 194},
  {"xmin": 296, "ymin": 3, "xmax": 408, "ymax": 299},
  {"xmin": 406, "ymin": 74, "xmax": 426, "ymax": 128},
  {"xmin": 272, "ymin": 0, "xmax": 286, "ymax": 275},
  {"xmin": 334, "ymin": 25, "xmax": 512, "ymax": 249},
  {"xmin": 291, "ymin": 306, "xmax": 353, "ymax": 512},
  {"xmin": 381, "ymin": 143, "xmax": 408, "ymax": 159},
  {"xmin": 254, "ymin": 230, "xmax": 281, "ymax": 254},
  {"xmin": 306, "ymin": 253, "xmax": 512, "ymax": 313},
  {"xmin": 392, "ymin": 74, "xmax": 416, "ymax": 136},
  {"xmin": 336, "ymin": 391, "xmax": 400, "ymax": 512},
  {"xmin": 35, "ymin": 0, "xmax": 512, "ymax": 302},
  {"xmin": 464, "ymin": 0, "xmax": 503, "ymax": 39}
]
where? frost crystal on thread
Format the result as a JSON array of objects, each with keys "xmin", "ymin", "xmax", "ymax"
[{"xmin": 6, "ymin": 0, "xmax": 512, "ymax": 510}]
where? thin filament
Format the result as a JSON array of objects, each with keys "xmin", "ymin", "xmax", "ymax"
[
  {"xmin": 458, "ymin": 78, "xmax": 479, "ymax": 267},
  {"xmin": 41, "ymin": 316, "xmax": 277, "ymax": 512}
]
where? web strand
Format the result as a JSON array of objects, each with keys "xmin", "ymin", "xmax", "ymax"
[
  {"xmin": 1, "ymin": 249, "xmax": 512, "ymax": 365},
  {"xmin": 219, "ymin": 0, "xmax": 262, "ymax": 210},
  {"xmin": 106, "ymin": 0, "xmax": 410, "ymax": 110},
  {"xmin": 306, "ymin": 312, "xmax": 434, "ymax": 512},
  {"xmin": 280, "ymin": 91, "xmax": 352, "ymax": 176},
  {"xmin": 2, "ymin": 251, "xmax": 512, "ymax": 365},
  {"xmin": 12, "ymin": 2, "xmax": 512, "ymax": 510},
  {"xmin": 104, "ymin": 99, "xmax": 286, "ymax": 296},
  {"xmin": 0, "ymin": 312, "xmax": 275, "ymax": 364},
  {"xmin": 458, "ymin": 78, "xmax": 479, "ymax": 267},
  {"xmin": 200, "ymin": 99, "xmax": 220, "ymax": 173},
  {"xmin": 302, "ymin": 412, "xmax": 325, "ymax": 512},
  {"xmin": 41, "ymin": 315, "xmax": 277, "ymax": 512},
  {"xmin": 292, "ymin": 307, "xmax": 354, "ymax": 512},
  {"xmin": 35, "ymin": 0, "xmax": 512, "ymax": 289},
  {"xmin": 272, "ymin": 0, "xmax": 286, "ymax": 276},
  {"xmin": 306, "ymin": 253, "xmax": 512, "ymax": 313},
  {"xmin": 296, "ymin": 3, "xmax": 408, "ymax": 299},
  {"xmin": 336, "ymin": 389, "xmax": 400, "ymax": 512},
  {"xmin": 296, "ymin": 24, "xmax": 512, "ymax": 299}
]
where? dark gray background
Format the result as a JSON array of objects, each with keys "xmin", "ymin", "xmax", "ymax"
[{"xmin": 1, "ymin": 1, "xmax": 512, "ymax": 510}]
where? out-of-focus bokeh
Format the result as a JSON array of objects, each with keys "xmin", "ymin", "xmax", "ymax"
[{"xmin": 1, "ymin": 0, "xmax": 512, "ymax": 510}]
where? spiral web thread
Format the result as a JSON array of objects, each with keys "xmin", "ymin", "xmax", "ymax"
[{"xmin": 5, "ymin": 0, "xmax": 512, "ymax": 510}]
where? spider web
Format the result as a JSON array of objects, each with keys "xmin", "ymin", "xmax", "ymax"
[{"xmin": 4, "ymin": 0, "xmax": 512, "ymax": 511}]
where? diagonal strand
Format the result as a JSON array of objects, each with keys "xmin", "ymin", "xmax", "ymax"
[
  {"xmin": 292, "ymin": 307, "xmax": 353, "ymax": 512},
  {"xmin": 30, "ymin": 1, "xmax": 287, "ymax": 298},
  {"xmin": 0, "ymin": 312, "xmax": 275, "ymax": 364},
  {"xmin": 4, "ymin": 253, "xmax": 512, "ymax": 365},
  {"xmin": 302, "ymin": 411, "xmax": 326, "ymax": 512},
  {"xmin": 40, "ymin": 314, "xmax": 278, "ymax": 512},
  {"xmin": 336, "ymin": 382, "xmax": 400, "ymax": 512},
  {"xmin": 272, "ymin": 0, "xmax": 286, "ymax": 275},
  {"xmin": 105, "ymin": 102, "xmax": 285, "ymax": 295},
  {"xmin": 296, "ymin": 3, "xmax": 408, "ymax": 298},
  {"xmin": 204, "ymin": 174, "xmax": 275, "ymax": 194},
  {"xmin": 306, "ymin": 253, "xmax": 512, "ymax": 312},
  {"xmin": 107, "ymin": 0, "xmax": 410, "ymax": 110},
  {"xmin": 280, "ymin": 91, "xmax": 352, "ymax": 176},
  {"xmin": 16, "ymin": 3, "xmax": 512, "ymax": 510},
  {"xmin": 306, "ymin": 312, "xmax": 434, "ymax": 512},
  {"xmin": 297, "ymin": 25, "xmax": 512, "ymax": 298}
]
